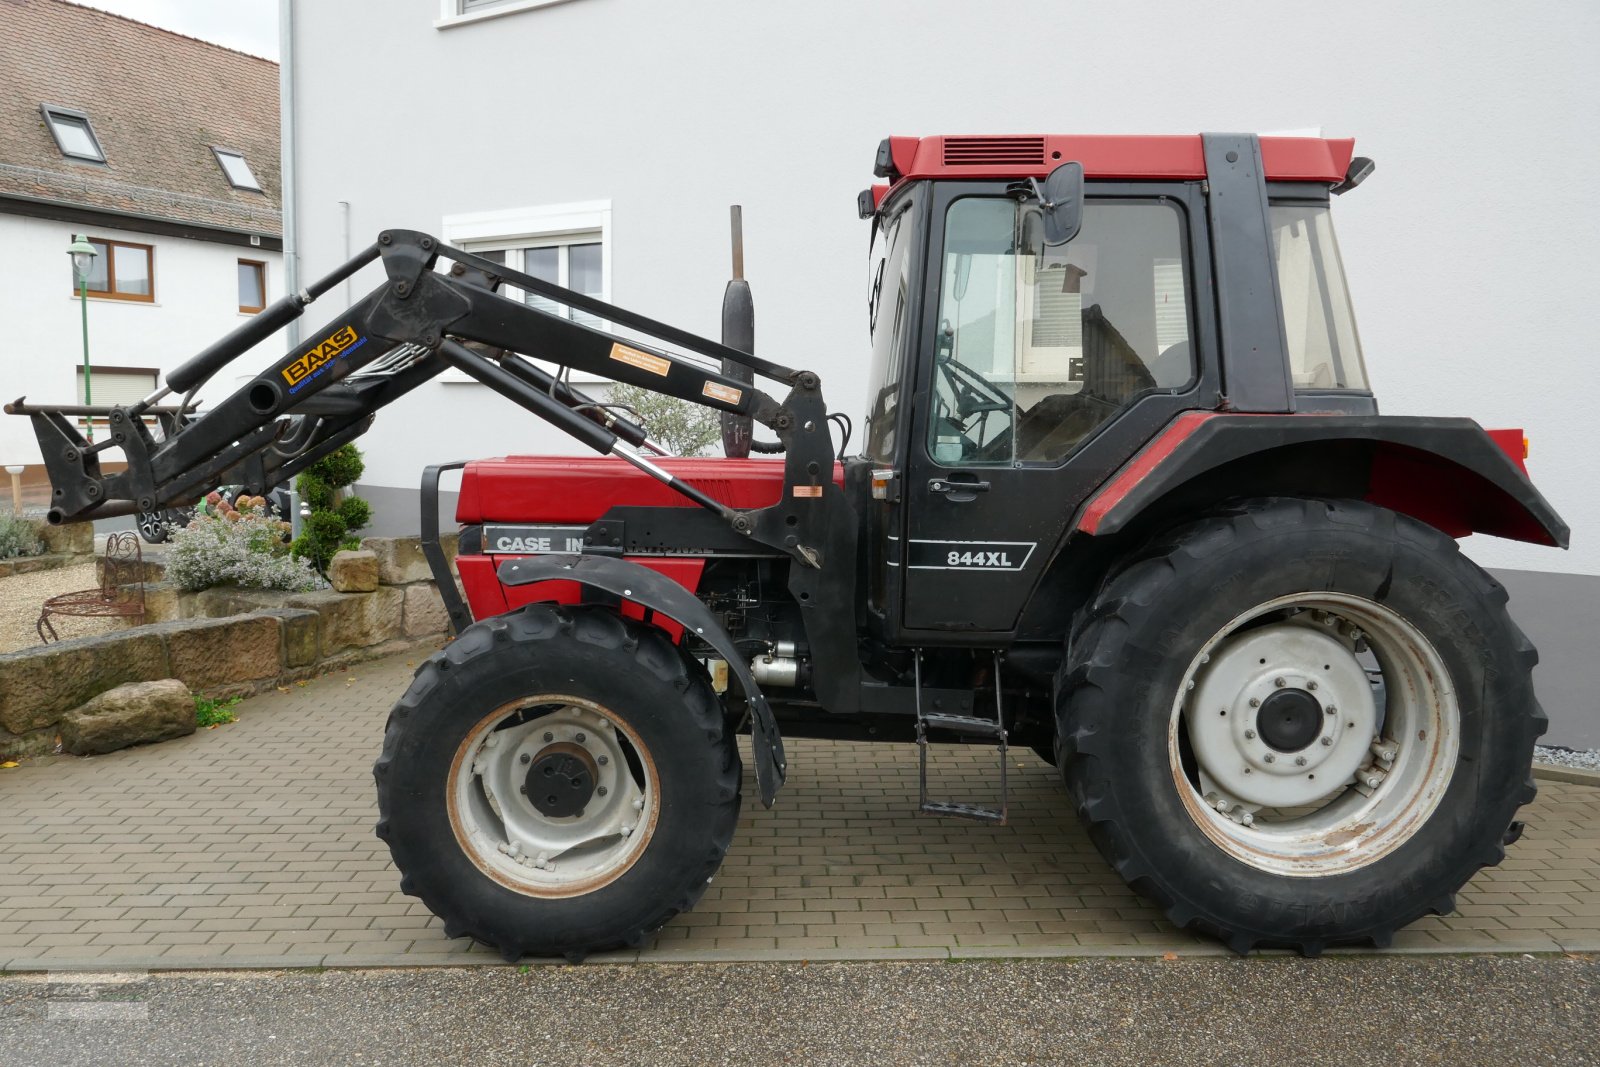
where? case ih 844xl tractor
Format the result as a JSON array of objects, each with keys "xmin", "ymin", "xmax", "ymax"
[{"xmin": 11, "ymin": 134, "xmax": 1568, "ymax": 959}]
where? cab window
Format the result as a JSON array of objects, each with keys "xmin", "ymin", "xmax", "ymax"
[
  {"xmin": 863, "ymin": 194, "xmax": 919, "ymax": 461},
  {"xmin": 928, "ymin": 198, "xmax": 1193, "ymax": 466}
]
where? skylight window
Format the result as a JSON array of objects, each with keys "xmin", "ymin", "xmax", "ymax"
[
  {"xmin": 41, "ymin": 105, "xmax": 105, "ymax": 162},
  {"xmin": 212, "ymin": 147, "xmax": 261, "ymax": 191}
]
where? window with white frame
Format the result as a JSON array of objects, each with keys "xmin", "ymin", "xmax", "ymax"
[
  {"xmin": 441, "ymin": 201, "xmax": 611, "ymax": 381},
  {"xmin": 438, "ymin": 0, "xmax": 579, "ymax": 28}
]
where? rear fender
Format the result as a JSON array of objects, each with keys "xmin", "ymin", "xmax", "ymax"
[
  {"xmin": 497, "ymin": 553, "xmax": 786, "ymax": 807},
  {"xmin": 1075, "ymin": 413, "xmax": 1569, "ymax": 548}
]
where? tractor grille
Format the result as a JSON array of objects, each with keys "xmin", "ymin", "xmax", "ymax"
[{"xmin": 942, "ymin": 136, "xmax": 1047, "ymax": 167}]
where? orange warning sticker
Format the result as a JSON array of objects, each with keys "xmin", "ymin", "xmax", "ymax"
[
  {"xmin": 609, "ymin": 343, "xmax": 671, "ymax": 377},
  {"xmin": 792, "ymin": 485, "xmax": 824, "ymax": 498},
  {"xmin": 702, "ymin": 381, "xmax": 743, "ymax": 405}
]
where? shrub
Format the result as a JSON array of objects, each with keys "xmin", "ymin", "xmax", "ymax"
[
  {"xmin": 0, "ymin": 514, "xmax": 44, "ymax": 559},
  {"xmin": 166, "ymin": 509, "xmax": 324, "ymax": 592},
  {"xmin": 607, "ymin": 383, "xmax": 721, "ymax": 456},
  {"xmin": 336, "ymin": 496, "xmax": 371, "ymax": 532},
  {"xmin": 291, "ymin": 510, "xmax": 349, "ymax": 573},
  {"xmin": 292, "ymin": 445, "xmax": 370, "ymax": 575}
]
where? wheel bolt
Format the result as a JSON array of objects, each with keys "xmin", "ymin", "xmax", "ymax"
[
  {"xmin": 520, "ymin": 753, "xmax": 531, "ymax": 765},
  {"xmin": 1325, "ymin": 705, "xmax": 1337, "ymax": 715},
  {"xmin": 1320, "ymin": 736, "xmax": 1333, "ymax": 746},
  {"xmin": 1244, "ymin": 729, "xmax": 1256, "ymax": 740},
  {"xmin": 597, "ymin": 755, "xmax": 608, "ymax": 766},
  {"xmin": 575, "ymin": 733, "xmax": 586, "ymax": 743},
  {"xmin": 597, "ymin": 786, "xmax": 608, "ymax": 797},
  {"xmin": 1307, "ymin": 681, "xmax": 1318, "ymax": 691},
  {"xmin": 1263, "ymin": 753, "xmax": 1276, "ymax": 763},
  {"xmin": 1274, "ymin": 677, "xmax": 1286, "ymax": 688},
  {"xmin": 1294, "ymin": 756, "xmax": 1307, "ymax": 766},
  {"xmin": 518, "ymin": 785, "xmax": 526, "ymax": 795},
  {"xmin": 1248, "ymin": 697, "xmax": 1260, "ymax": 708},
  {"xmin": 544, "ymin": 732, "xmax": 554, "ymax": 742}
]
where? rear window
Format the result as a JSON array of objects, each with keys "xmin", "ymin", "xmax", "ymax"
[{"xmin": 1269, "ymin": 205, "xmax": 1368, "ymax": 390}]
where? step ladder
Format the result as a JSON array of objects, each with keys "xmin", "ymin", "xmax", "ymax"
[{"xmin": 914, "ymin": 650, "xmax": 1008, "ymax": 824}]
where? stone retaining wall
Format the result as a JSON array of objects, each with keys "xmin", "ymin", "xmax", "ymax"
[
  {"xmin": 0, "ymin": 520, "xmax": 95, "ymax": 578},
  {"xmin": 0, "ymin": 534, "xmax": 459, "ymax": 759}
]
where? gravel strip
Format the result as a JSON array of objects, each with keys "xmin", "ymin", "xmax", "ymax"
[
  {"xmin": 1537, "ymin": 745, "xmax": 1600, "ymax": 771},
  {"xmin": 0, "ymin": 563, "xmax": 120, "ymax": 653}
]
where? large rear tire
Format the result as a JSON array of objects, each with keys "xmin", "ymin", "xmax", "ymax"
[
  {"xmin": 374, "ymin": 603, "xmax": 740, "ymax": 960},
  {"xmin": 1055, "ymin": 497, "xmax": 1544, "ymax": 954}
]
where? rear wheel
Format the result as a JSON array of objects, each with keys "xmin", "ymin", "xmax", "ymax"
[
  {"xmin": 1055, "ymin": 497, "xmax": 1544, "ymax": 954},
  {"xmin": 374, "ymin": 604, "xmax": 740, "ymax": 960}
]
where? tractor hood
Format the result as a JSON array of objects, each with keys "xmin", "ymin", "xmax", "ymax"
[{"xmin": 456, "ymin": 454, "xmax": 843, "ymax": 526}]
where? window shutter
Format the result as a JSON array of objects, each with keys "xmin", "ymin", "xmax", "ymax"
[{"xmin": 77, "ymin": 368, "xmax": 157, "ymax": 406}]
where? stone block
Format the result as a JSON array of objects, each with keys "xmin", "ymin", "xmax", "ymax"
[
  {"xmin": 260, "ymin": 608, "xmax": 320, "ymax": 668},
  {"xmin": 0, "ymin": 630, "xmax": 169, "ymax": 735},
  {"xmin": 145, "ymin": 615, "xmax": 283, "ymax": 689},
  {"xmin": 59, "ymin": 679, "xmax": 194, "ymax": 756},
  {"xmin": 140, "ymin": 582, "xmax": 198, "ymax": 623},
  {"xmin": 329, "ymin": 550, "xmax": 380, "ymax": 593},
  {"xmin": 360, "ymin": 535, "xmax": 457, "ymax": 587},
  {"xmin": 401, "ymin": 582, "xmax": 452, "ymax": 638},
  {"xmin": 39, "ymin": 521, "xmax": 93, "ymax": 556},
  {"xmin": 286, "ymin": 587, "xmax": 404, "ymax": 658},
  {"xmin": 0, "ymin": 723, "xmax": 58, "ymax": 759},
  {"xmin": 194, "ymin": 586, "xmax": 296, "ymax": 619},
  {"xmin": 12, "ymin": 554, "xmax": 59, "ymax": 575}
]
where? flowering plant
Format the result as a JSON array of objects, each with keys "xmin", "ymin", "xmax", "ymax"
[{"xmin": 165, "ymin": 500, "xmax": 324, "ymax": 593}]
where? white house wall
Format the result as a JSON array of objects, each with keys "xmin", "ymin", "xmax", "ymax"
[
  {"xmin": 0, "ymin": 213, "xmax": 284, "ymax": 467},
  {"xmin": 287, "ymin": 0, "xmax": 1598, "ymax": 579}
]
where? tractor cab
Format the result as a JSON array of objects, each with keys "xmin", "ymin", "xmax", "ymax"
[{"xmin": 856, "ymin": 134, "xmax": 1375, "ymax": 641}]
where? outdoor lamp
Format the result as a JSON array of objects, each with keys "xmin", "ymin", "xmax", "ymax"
[{"xmin": 67, "ymin": 234, "xmax": 97, "ymax": 281}]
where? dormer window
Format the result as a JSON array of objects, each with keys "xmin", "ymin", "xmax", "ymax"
[
  {"xmin": 41, "ymin": 105, "xmax": 105, "ymax": 162},
  {"xmin": 212, "ymin": 147, "xmax": 261, "ymax": 191}
]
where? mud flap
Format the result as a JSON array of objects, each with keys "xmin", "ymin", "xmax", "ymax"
[{"xmin": 496, "ymin": 553, "xmax": 787, "ymax": 806}]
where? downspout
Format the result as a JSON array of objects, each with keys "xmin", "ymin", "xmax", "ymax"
[{"xmin": 278, "ymin": 0, "xmax": 300, "ymax": 346}]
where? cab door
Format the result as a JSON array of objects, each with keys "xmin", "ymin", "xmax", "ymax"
[{"xmin": 901, "ymin": 184, "xmax": 1209, "ymax": 634}]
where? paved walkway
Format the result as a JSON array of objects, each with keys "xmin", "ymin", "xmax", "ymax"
[{"xmin": 2, "ymin": 650, "xmax": 1597, "ymax": 970}]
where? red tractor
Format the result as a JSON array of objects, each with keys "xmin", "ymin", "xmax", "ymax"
[{"xmin": 12, "ymin": 133, "xmax": 1566, "ymax": 960}]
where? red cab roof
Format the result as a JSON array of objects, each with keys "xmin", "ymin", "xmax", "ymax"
[{"xmin": 881, "ymin": 134, "xmax": 1355, "ymax": 185}]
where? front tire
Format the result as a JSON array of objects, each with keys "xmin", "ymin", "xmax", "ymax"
[
  {"xmin": 1056, "ymin": 498, "xmax": 1544, "ymax": 954},
  {"xmin": 374, "ymin": 604, "xmax": 741, "ymax": 960}
]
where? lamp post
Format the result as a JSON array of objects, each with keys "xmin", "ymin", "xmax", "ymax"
[{"xmin": 66, "ymin": 235, "xmax": 97, "ymax": 442}]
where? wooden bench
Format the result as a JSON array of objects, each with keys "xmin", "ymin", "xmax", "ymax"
[{"xmin": 36, "ymin": 530, "xmax": 146, "ymax": 643}]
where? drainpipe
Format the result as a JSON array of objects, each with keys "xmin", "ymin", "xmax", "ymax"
[
  {"xmin": 339, "ymin": 200, "xmax": 352, "ymax": 306},
  {"xmin": 278, "ymin": 0, "xmax": 300, "ymax": 347}
]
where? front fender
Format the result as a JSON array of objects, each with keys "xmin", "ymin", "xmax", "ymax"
[{"xmin": 497, "ymin": 553, "xmax": 786, "ymax": 807}]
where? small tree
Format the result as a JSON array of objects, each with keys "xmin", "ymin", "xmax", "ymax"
[
  {"xmin": 291, "ymin": 444, "xmax": 371, "ymax": 573},
  {"xmin": 607, "ymin": 382, "xmax": 720, "ymax": 457}
]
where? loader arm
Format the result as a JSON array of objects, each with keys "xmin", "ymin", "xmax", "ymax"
[{"xmin": 6, "ymin": 229, "xmax": 846, "ymax": 576}]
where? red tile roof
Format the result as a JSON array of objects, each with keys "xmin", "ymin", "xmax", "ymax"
[{"xmin": 0, "ymin": 0, "xmax": 280, "ymax": 235}]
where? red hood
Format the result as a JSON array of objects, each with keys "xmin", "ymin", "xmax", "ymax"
[{"xmin": 456, "ymin": 455, "xmax": 843, "ymax": 525}]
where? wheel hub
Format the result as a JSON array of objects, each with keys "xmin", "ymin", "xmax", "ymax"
[
  {"xmin": 1257, "ymin": 688, "xmax": 1322, "ymax": 752},
  {"xmin": 525, "ymin": 742, "xmax": 597, "ymax": 818},
  {"xmin": 1185, "ymin": 620, "xmax": 1377, "ymax": 809}
]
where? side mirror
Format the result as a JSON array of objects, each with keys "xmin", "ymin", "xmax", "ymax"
[{"xmin": 1036, "ymin": 161, "xmax": 1084, "ymax": 246}]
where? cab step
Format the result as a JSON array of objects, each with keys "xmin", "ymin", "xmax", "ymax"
[{"xmin": 914, "ymin": 651, "xmax": 1009, "ymax": 825}]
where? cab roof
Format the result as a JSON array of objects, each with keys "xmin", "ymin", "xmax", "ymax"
[{"xmin": 878, "ymin": 134, "xmax": 1355, "ymax": 185}]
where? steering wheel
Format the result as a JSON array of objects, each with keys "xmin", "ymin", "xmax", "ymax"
[{"xmin": 933, "ymin": 320, "xmax": 1012, "ymax": 421}]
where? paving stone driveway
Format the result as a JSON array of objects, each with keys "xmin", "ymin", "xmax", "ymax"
[{"xmin": 2, "ymin": 650, "xmax": 1597, "ymax": 970}]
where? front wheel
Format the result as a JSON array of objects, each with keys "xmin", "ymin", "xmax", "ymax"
[
  {"xmin": 374, "ymin": 604, "xmax": 741, "ymax": 960},
  {"xmin": 1056, "ymin": 498, "xmax": 1544, "ymax": 954}
]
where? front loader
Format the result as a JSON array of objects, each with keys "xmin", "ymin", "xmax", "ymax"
[{"xmin": 9, "ymin": 133, "xmax": 1568, "ymax": 959}]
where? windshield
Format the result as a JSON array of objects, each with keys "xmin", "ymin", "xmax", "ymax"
[
  {"xmin": 929, "ymin": 197, "xmax": 1193, "ymax": 466},
  {"xmin": 863, "ymin": 193, "xmax": 918, "ymax": 461}
]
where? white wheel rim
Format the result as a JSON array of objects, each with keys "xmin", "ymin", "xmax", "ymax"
[
  {"xmin": 447, "ymin": 695, "xmax": 659, "ymax": 897},
  {"xmin": 1169, "ymin": 592, "xmax": 1459, "ymax": 877}
]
